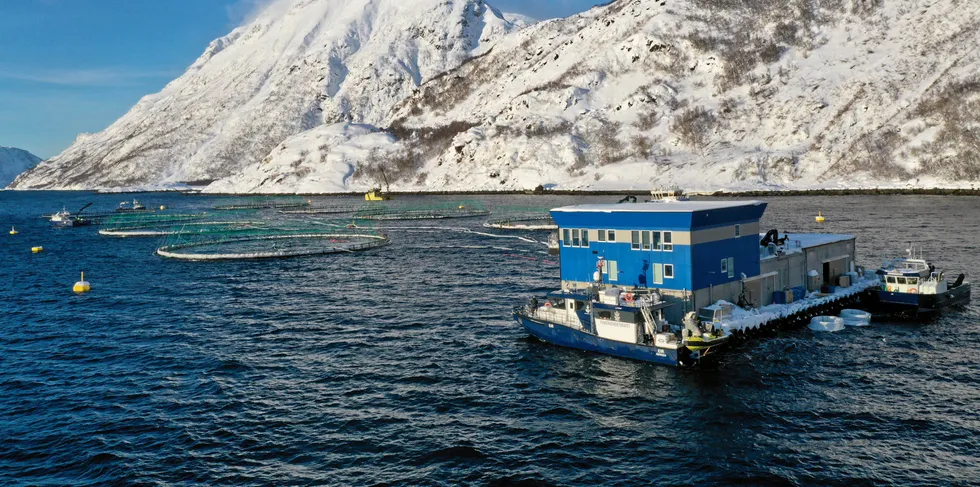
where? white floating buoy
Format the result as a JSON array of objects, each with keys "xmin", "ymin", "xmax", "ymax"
[
  {"xmin": 840, "ymin": 309, "xmax": 872, "ymax": 327},
  {"xmin": 73, "ymin": 272, "xmax": 91, "ymax": 293},
  {"xmin": 809, "ymin": 315, "xmax": 844, "ymax": 332},
  {"xmin": 159, "ymin": 205, "xmax": 167, "ymax": 211}
]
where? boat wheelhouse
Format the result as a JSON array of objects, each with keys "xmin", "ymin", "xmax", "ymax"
[{"xmin": 117, "ymin": 199, "xmax": 147, "ymax": 212}]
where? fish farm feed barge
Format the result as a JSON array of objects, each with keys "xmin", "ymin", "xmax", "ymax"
[{"xmin": 513, "ymin": 199, "xmax": 881, "ymax": 366}]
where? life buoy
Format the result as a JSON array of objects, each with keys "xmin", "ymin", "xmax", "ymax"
[
  {"xmin": 544, "ymin": 302, "xmax": 552, "ymax": 308},
  {"xmin": 909, "ymin": 288, "xmax": 918, "ymax": 294},
  {"xmin": 622, "ymin": 293, "xmax": 635, "ymax": 304}
]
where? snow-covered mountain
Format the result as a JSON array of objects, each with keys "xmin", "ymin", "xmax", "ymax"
[
  {"xmin": 0, "ymin": 147, "xmax": 41, "ymax": 187},
  {"xmin": 14, "ymin": 0, "xmax": 980, "ymax": 193},
  {"xmin": 368, "ymin": 0, "xmax": 980, "ymax": 192},
  {"xmin": 222, "ymin": 0, "xmax": 980, "ymax": 193},
  {"xmin": 11, "ymin": 0, "xmax": 522, "ymax": 190}
]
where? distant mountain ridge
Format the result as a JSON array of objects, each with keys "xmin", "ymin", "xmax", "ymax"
[
  {"xmin": 13, "ymin": 0, "xmax": 980, "ymax": 193},
  {"xmin": 0, "ymin": 147, "xmax": 41, "ymax": 187}
]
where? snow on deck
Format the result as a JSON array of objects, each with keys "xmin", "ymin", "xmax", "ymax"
[
  {"xmin": 715, "ymin": 277, "xmax": 880, "ymax": 335},
  {"xmin": 761, "ymin": 232, "xmax": 855, "ymax": 259}
]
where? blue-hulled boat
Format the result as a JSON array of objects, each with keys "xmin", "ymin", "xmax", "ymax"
[
  {"xmin": 513, "ymin": 285, "xmax": 728, "ymax": 367},
  {"xmin": 870, "ymin": 245, "xmax": 970, "ymax": 319}
]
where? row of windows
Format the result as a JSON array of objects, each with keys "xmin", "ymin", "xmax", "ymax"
[
  {"xmin": 562, "ymin": 228, "xmax": 589, "ymax": 247},
  {"xmin": 630, "ymin": 230, "xmax": 673, "ymax": 251},
  {"xmin": 598, "ymin": 260, "xmax": 674, "ymax": 282},
  {"xmin": 885, "ymin": 276, "xmax": 918, "ymax": 285},
  {"xmin": 563, "ymin": 229, "xmax": 675, "ymax": 252}
]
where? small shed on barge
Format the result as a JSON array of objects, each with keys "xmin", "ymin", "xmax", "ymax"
[{"xmin": 550, "ymin": 200, "xmax": 857, "ymax": 322}]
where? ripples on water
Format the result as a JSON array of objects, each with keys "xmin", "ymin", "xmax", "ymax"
[{"xmin": 1, "ymin": 192, "xmax": 978, "ymax": 486}]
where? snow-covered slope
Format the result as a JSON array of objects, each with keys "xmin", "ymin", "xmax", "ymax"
[
  {"xmin": 11, "ymin": 0, "xmax": 521, "ymax": 190},
  {"xmin": 17, "ymin": 0, "xmax": 980, "ymax": 193},
  {"xmin": 223, "ymin": 0, "xmax": 980, "ymax": 194},
  {"xmin": 368, "ymin": 0, "xmax": 980, "ymax": 192},
  {"xmin": 0, "ymin": 147, "xmax": 41, "ymax": 187}
]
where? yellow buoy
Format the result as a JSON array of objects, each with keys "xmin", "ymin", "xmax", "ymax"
[
  {"xmin": 458, "ymin": 205, "xmax": 465, "ymax": 209},
  {"xmin": 815, "ymin": 211, "xmax": 826, "ymax": 223},
  {"xmin": 32, "ymin": 246, "xmax": 43, "ymax": 253},
  {"xmin": 159, "ymin": 205, "xmax": 167, "ymax": 210},
  {"xmin": 9, "ymin": 226, "xmax": 18, "ymax": 235},
  {"xmin": 73, "ymin": 272, "xmax": 91, "ymax": 293}
]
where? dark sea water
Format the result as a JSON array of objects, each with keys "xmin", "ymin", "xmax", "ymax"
[{"xmin": 1, "ymin": 191, "xmax": 978, "ymax": 486}]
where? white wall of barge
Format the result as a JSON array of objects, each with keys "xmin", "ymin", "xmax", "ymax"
[{"xmin": 716, "ymin": 277, "xmax": 880, "ymax": 336}]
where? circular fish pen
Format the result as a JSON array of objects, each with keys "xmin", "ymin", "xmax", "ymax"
[
  {"xmin": 357, "ymin": 208, "xmax": 490, "ymax": 221},
  {"xmin": 483, "ymin": 215, "xmax": 556, "ymax": 231},
  {"xmin": 99, "ymin": 221, "xmax": 266, "ymax": 237},
  {"xmin": 279, "ymin": 205, "xmax": 367, "ymax": 215},
  {"xmin": 213, "ymin": 200, "xmax": 310, "ymax": 211},
  {"xmin": 99, "ymin": 213, "xmax": 208, "ymax": 228},
  {"xmin": 156, "ymin": 232, "xmax": 389, "ymax": 261}
]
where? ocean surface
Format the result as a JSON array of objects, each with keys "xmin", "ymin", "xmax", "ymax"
[{"xmin": 1, "ymin": 191, "xmax": 978, "ymax": 486}]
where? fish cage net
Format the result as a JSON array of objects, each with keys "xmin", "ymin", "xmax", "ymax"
[
  {"xmin": 98, "ymin": 213, "xmax": 209, "ymax": 230},
  {"xmin": 154, "ymin": 218, "xmax": 388, "ymax": 261},
  {"xmin": 278, "ymin": 204, "xmax": 375, "ymax": 215},
  {"xmin": 212, "ymin": 197, "xmax": 311, "ymax": 211},
  {"xmin": 99, "ymin": 220, "xmax": 268, "ymax": 237},
  {"xmin": 482, "ymin": 215, "xmax": 556, "ymax": 231},
  {"xmin": 352, "ymin": 201, "xmax": 490, "ymax": 221}
]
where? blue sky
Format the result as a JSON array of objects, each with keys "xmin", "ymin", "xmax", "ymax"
[{"xmin": 0, "ymin": 0, "xmax": 596, "ymax": 159}]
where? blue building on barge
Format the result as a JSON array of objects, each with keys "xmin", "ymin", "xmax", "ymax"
[
  {"xmin": 552, "ymin": 200, "xmax": 769, "ymax": 323},
  {"xmin": 514, "ymin": 197, "xmax": 861, "ymax": 366}
]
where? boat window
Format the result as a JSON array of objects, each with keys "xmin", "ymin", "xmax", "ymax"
[
  {"xmin": 631, "ymin": 231, "xmax": 640, "ymax": 250},
  {"xmin": 897, "ymin": 277, "xmax": 907, "ymax": 284},
  {"xmin": 608, "ymin": 230, "xmax": 616, "ymax": 241},
  {"xmin": 572, "ymin": 229, "xmax": 580, "ymax": 247},
  {"xmin": 614, "ymin": 311, "xmax": 636, "ymax": 323},
  {"xmin": 641, "ymin": 231, "xmax": 651, "ymax": 250},
  {"xmin": 907, "ymin": 277, "xmax": 918, "ymax": 285},
  {"xmin": 663, "ymin": 231, "xmax": 673, "ymax": 251},
  {"xmin": 563, "ymin": 229, "xmax": 570, "ymax": 247},
  {"xmin": 886, "ymin": 276, "xmax": 896, "ymax": 283},
  {"xmin": 596, "ymin": 311, "xmax": 612, "ymax": 320},
  {"xmin": 598, "ymin": 230, "xmax": 606, "ymax": 242},
  {"xmin": 581, "ymin": 229, "xmax": 589, "ymax": 247},
  {"xmin": 575, "ymin": 301, "xmax": 585, "ymax": 311},
  {"xmin": 653, "ymin": 231, "xmax": 662, "ymax": 251}
]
